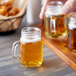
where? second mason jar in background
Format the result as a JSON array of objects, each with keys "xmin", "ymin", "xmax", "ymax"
[{"xmin": 44, "ymin": 1, "xmax": 67, "ymax": 40}]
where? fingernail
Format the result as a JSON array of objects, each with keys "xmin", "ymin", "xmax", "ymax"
[{"xmin": 39, "ymin": 13, "xmax": 43, "ymax": 20}]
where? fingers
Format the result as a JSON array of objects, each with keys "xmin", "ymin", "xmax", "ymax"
[
  {"xmin": 39, "ymin": 0, "xmax": 50, "ymax": 19},
  {"xmin": 40, "ymin": 0, "xmax": 67, "ymax": 20},
  {"xmin": 62, "ymin": 0, "xmax": 76, "ymax": 14},
  {"xmin": 62, "ymin": 0, "xmax": 67, "ymax": 3}
]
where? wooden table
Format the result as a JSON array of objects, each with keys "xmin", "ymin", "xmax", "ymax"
[{"xmin": 0, "ymin": 15, "xmax": 76, "ymax": 76}]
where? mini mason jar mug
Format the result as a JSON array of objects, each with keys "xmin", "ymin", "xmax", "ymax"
[
  {"xmin": 12, "ymin": 27, "xmax": 43, "ymax": 67},
  {"xmin": 68, "ymin": 15, "xmax": 76, "ymax": 52},
  {"xmin": 44, "ymin": 1, "xmax": 67, "ymax": 39}
]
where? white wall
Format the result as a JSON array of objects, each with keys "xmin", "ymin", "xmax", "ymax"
[{"xmin": 26, "ymin": 0, "xmax": 42, "ymax": 25}]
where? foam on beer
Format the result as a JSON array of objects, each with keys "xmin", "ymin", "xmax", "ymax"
[
  {"xmin": 46, "ymin": 5, "xmax": 63, "ymax": 17},
  {"xmin": 69, "ymin": 17, "xmax": 76, "ymax": 30},
  {"xmin": 69, "ymin": 24, "xmax": 76, "ymax": 30},
  {"xmin": 20, "ymin": 37, "xmax": 41, "ymax": 44},
  {"xmin": 20, "ymin": 27, "xmax": 41, "ymax": 44}
]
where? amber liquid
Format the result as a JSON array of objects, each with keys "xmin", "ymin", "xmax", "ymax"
[
  {"xmin": 68, "ymin": 28, "xmax": 76, "ymax": 52},
  {"xmin": 19, "ymin": 40, "xmax": 43, "ymax": 67},
  {"xmin": 44, "ymin": 15, "xmax": 67, "ymax": 39}
]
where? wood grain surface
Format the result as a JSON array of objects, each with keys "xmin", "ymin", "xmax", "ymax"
[
  {"xmin": 33, "ymin": 24, "xmax": 76, "ymax": 71},
  {"xmin": 0, "ymin": 15, "xmax": 76, "ymax": 76}
]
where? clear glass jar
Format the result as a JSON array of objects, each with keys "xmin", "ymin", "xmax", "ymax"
[
  {"xmin": 44, "ymin": 1, "xmax": 67, "ymax": 40},
  {"xmin": 12, "ymin": 27, "xmax": 43, "ymax": 67},
  {"xmin": 68, "ymin": 15, "xmax": 76, "ymax": 52}
]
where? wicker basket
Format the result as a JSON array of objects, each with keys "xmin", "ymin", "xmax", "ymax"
[{"xmin": 0, "ymin": 0, "xmax": 29, "ymax": 33}]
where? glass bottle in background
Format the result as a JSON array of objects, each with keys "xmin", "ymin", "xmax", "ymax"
[
  {"xmin": 44, "ymin": 1, "xmax": 67, "ymax": 40},
  {"xmin": 68, "ymin": 15, "xmax": 76, "ymax": 52},
  {"xmin": 26, "ymin": 0, "xmax": 41, "ymax": 25}
]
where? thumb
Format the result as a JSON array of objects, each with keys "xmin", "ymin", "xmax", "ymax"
[{"xmin": 62, "ymin": 0, "xmax": 76, "ymax": 14}]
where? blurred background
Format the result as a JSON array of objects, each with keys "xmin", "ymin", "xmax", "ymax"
[{"xmin": 26, "ymin": 0, "xmax": 42, "ymax": 25}]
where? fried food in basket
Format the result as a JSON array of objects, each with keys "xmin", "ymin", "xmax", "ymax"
[
  {"xmin": 5, "ymin": 7, "xmax": 20, "ymax": 16},
  {"xmin": 0, "ymin": 6, "xmax": 7, "ymax": 15},
  {"xmin": 0, "ymin": 0, "xmax": 14, "ymax": 6},
  {"xmin": 4, "ymin": 0, "xmax": 14, "ymax": 6},
  {"xmin": 0, "ymin": 0, "xmax": 20, "ymax": 16}
]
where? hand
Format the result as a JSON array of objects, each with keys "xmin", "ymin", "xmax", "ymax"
[
  {"xmin": 62, "ymin": 0, "xmax": 76, "ymax": 14},
  {"xmin": 40, "ymin": 0, "xmax": 76, "ymax": 19}
]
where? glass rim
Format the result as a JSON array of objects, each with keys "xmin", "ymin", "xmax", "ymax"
[
  {"xmin": 46, "ymin": 1, "xmax": 63, "ymax": 15},
  {"xmin": 69, "ymin": 14, "xmax": 76, "ymax": 28},
  {"xmin": 47, "ymin": 1, "xmax": 63, "ymax": 6},
  {"xmin": 21, "ymin": 27, "xmax": 41, "ymax": 35},
  {"xmin": 70, "ymin": 14, "xmax": 76, "ymax": 21}
]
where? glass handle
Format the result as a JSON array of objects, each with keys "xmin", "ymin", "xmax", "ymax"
[
  {"xmin": 12, "ymin": 41, "xmax": 19, "ymax": 59},
  {"xmin": 50, "ymin": 16, "xmax": 56, "ymax": 32}
]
